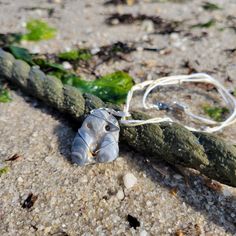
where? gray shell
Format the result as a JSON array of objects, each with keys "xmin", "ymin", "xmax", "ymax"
[{"xmin": 71, "ymin": 109, "xmax": 119, "ymax": 166}]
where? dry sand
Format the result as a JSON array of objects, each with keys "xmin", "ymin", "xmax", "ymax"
[{"xmin": 0, "ymin": 0, "xmax": 236, "ymax": 235}]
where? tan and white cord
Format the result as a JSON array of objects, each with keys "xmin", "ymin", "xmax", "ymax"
[{"xmin": 120, "ymin": 73, "xmax": 236, "ymax": 133}]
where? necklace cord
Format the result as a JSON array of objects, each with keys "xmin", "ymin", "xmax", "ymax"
[{"xmin": 120, "ymin": 73, "xmax": 236, "ymax": 133}]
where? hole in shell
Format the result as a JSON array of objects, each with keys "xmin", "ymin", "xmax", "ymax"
[
  {"xmin": 105, "ymin": 125, "xmax": 110, "ymax": 131},
  {"xmin": 86, "ymin": 123, "xmax": 92, "ymax": 129}
]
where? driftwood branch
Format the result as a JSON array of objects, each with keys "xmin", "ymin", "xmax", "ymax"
[{"xmin": 0, "ymin": 48, "xmax": 236, "ymax": 187}]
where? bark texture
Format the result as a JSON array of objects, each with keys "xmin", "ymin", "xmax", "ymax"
[{"xmin": 0, "ymin": 48, "xmax": 236, "ymax": 187}]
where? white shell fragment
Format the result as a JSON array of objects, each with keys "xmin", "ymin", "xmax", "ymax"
[
  {"xmin": 123, "ymin": 173, "xmax": 138, "ymax": 189},
  {"xmin": 71, "ymin": 108, "xmax": 120, "ymax": 166}
]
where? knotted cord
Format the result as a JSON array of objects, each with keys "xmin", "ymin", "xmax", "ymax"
[{"xmin": 120, "ymin": 73, "xmax": 236, "ymax": 133}]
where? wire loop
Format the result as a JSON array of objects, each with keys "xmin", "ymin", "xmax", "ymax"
[{"xmin": 120, "ymin": 73, "xmax": 236, "ymax": 133}]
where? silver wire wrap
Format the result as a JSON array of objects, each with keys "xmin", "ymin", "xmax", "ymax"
[{"xmin": 71, "ymin": 108, "xmax": 120, "ymax": 166}]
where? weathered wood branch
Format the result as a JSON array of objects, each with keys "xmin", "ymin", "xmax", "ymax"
[{"xmin": 0, "ymin": 48, "xmax": 236, "ymax": 187}]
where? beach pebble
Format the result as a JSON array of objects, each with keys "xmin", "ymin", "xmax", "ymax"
[
  {"xmin": 116, "ymin": 189, "xmax": 125, "ymax": 200},
  {"xmin": 44, "ymin": 227, "xmax": 52, "ymax": 234},
  {"xmin": 142, "ymin": 20, "xmax": 155, "ymax": 33},
  {"xmin": 51, "ymin": 0, "xmax": 61, "ymax": 3},
  {"xmin": 62, "ymin": 61, "xmax": 72, "ymax": 70},
  {"xmin": 140, "ymin": 230, "xmax": 148, "ymax": 236},
  {"xmin": 123, "ymin": 173, "xmax": 137, "ymax": 189},
  {"xmin": 17, "ymin": 177, "xmax": 24, "ymax": 183},
  {"xmin": 173, "ymin": 174, "xmax": 183, "ymax": 180},
  {"xmin": 31, "ymin": 46, "xmax": 41, "ymax": 54}
]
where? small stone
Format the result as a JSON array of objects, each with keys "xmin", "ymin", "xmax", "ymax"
[
  {"xmin": 50, "ymin": 197, "xmax": 57, "ymax": 206},
  {"xmin": 143, "ymin": 59, "xmax": 157, "ymax": 68},
  {"xmin": 34, "ymin": 208, "xmax": 40, "ymax": 213},
  {"xmin": 51, "ymin": 0, "xmax": 61, "ymax": 3},
  {"xmin": 21, "ymin": 21, "xmax": 26, "ymax": 27},
  {"xmin": 35, "ymin": 9, "xmax": 43, "ymax": 16},
  {"xmin": 142, "ymin": 34, "xmax": 149, "ymax": 41},
  {"xmin": 81, "ymin": 176, "xmax": 88, "ymax": 183},
  {"xmin": 123, "ymin": 173, "xmax": 137, "ymax": 189},
  {"xmin": 142, "ymin": 20, "xmax": 155, "ymax": 33},
  {"xmin": 116, "ymin": 189, "xmax": 125, "ymax": 200},
  {"xmin": 222, "ymin": 186, "xmax": 236, "ymax": 197},
  {"xmin": 170, "ymin": 33, "xmax": 179, "ymax": 41},
  {"xmin": 17, "ymin": 177, "xmax": 24, "ymax": 183},
  {"xmin": 44, "ymin": 227, "xmax": 51, "ymax": 234},
  {"xmin": 140, "ymin": 230, "xmax": 148, "ymax": 236},
  {"xmin": 127, "ymin": 0, "xmax": 135, "ymax": 6},
  {"xmin": 91, "ymin": 47, "xmax": 100, "ymax": 55},
  {"xmin": 137, "ymin": 47, "xmax": 143, "ymax": 52},
  {"xmin": 111, "ymin": 19, "xmax": 119, "ymax": 25},
  {"xmin": 38, "ymin": 224, "xmax": 45, "ymax": 231},
  {"xmin": 31, "ymin": 46, "xmax": 41, "ymax": 54},
  {"xmin": 147, "ymin": 73, "xmax": 152, "ymax": 80},
  {"xmin": 173, "ymin": 174, "xmax": 183, "ymax": 180},
  {"xmin": 32, "ymin": 132, "xmax": 38, "ymax": 137},
  {"xmin": 62, "ymin": 61, "xmax": 72, "ymax": 70}
]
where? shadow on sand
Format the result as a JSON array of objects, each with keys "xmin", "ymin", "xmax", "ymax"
[
  {"xmin": 54, "ymin": 118, "xmax": 236, "ymax": 234},
  {"xmin": 25, "ymin": 93, "xmax": 236, "ymax": 234}
]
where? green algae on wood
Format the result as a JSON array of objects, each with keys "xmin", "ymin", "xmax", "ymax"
[
  {"xmin": 120, "ymin": 112, "xmax": 209, "ymax": 168},
  {"xmin": 63, "ymin": 71, "xmax": 134, "ymax": 104},
  {"xmin": 56, "ymin": 71, "xmax": 134, "ymax": 104},
  {"xmin": 3, "ymin": 46, "xmax": 133, "ymax": 104},
  {"xmin": 28, "ymin": 66, "xmax": 47, "ymax": 98},
  {"xmin": 63, "ymin": 85, "xmax": 85, "ymax": 118},
  {"xmin": 194, "ymin": 132, "xmax": 236, "ymax": 186},
  {"xmin": 7, "ymin": 46, "xmax": 34, "ymax": 65},
  {"xmin": 43, "ymin": 75, "xmax": 64, "ymax": 108},
  {"xmin": 1, "ymin": 48, "xmax": 236, "ymax": 187},
  {"xmin": 159, "ymin": 122, "xmax": 209, "ymax": 168},
  {"xmin": 120, "ymin": 112, "xmax": 165, "ymax": 157}
]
